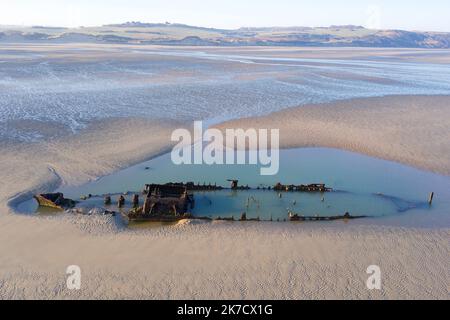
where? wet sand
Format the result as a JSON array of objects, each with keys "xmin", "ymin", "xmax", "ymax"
[
  {"xmin": 0, "ymin": 96, "xmax": 449, "ymax": 299},
  {"xmin": 216, "ymin": 95, "xmax": 450, "ymax": 176}
]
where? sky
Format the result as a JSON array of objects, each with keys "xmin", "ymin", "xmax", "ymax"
[{"xmin": 1, "ymin": 0, "xmax": 449, "ymax": 32}]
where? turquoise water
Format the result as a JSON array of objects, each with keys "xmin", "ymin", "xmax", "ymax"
[{"xmin": 30, "ymin": 147, "xmax": 447, "ymax": 221}]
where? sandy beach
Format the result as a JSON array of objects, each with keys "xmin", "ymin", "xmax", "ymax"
[
  {"xmin": 0, "ymin": 94, "xmax": 449, "ymax": 299},
  {"xmin": 217, "ymin": 95, "xmax": 450, "ymax": 176}
]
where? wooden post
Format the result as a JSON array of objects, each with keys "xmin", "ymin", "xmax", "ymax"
[
  {"xmin": 132, "ymin": 194, "xmax": 139, "ymax": 208},
  {"xmin": 428, "ymin": 192, "xmax": 434, "ymax": 205}
]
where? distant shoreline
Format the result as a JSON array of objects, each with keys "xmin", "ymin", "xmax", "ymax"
[{"xmin": 0, "ymin": 95, "xmax": 449, "ymax": 299}]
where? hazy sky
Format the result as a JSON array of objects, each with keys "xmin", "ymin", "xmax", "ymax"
[{"xmin": 1, "ymin": 0, "xmax": 450, "ymax": 32}]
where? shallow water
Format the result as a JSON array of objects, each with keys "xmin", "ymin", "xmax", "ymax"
[
  {"xmin": 2, "ymin": 47, "xmax": 450, "ymax": 141},
  {"xmin": 22, "ymin": 147, "xmax": 445, "ymax": 222}
]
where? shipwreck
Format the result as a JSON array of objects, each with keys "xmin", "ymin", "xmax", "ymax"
[
  {"xmin": 122, "ymin": 180, "xmax": 337, "ymax": 222},
  {"xmin": 34, "ymin": 193, "xmax": 76, "ymax": 210},
  {"xmin": 288, "ymin": 211, "xmax": 365, "ymax": 222}
]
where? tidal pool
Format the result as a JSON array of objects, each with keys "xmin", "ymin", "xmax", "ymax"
[{"xmin": 19, "ymin": 148, "xmax": 450, "ymax": 222}]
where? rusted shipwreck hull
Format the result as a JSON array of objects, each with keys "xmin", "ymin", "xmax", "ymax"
[
  {"xmin": 274, "ymin": 183, "xmax": 332, "ymax": 192},
  {"xmin": 126, "ymin": 212, "xmax": 193, "ymax": 223},
  {"xmin": 127, "ymin": 184, "xmax": 194, "ymax": 222},
  {"xmin": 146, "ymin": 182, "xmax": 223, "ymax": 192},
  {"xmin": 34, "ymin": 193, "xmax": 76, "ymax": 210}
]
